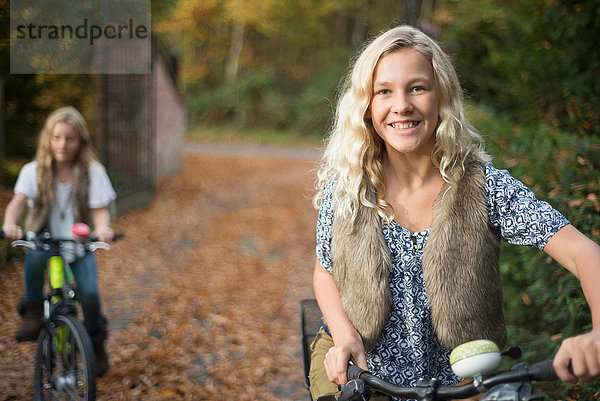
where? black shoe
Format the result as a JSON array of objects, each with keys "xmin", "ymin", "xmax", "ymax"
[
  {"xmin": 93, "ymin": 340, "xmax": 109, "ymax": 377},
  {"xmin": 15, "ymin": 299, "xmax": 44, "ymax": 342}
]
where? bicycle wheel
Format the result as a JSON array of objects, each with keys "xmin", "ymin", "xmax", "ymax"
[{"xmin": 33, "ymin": 313, "xmax": 97, "ymax": 401}]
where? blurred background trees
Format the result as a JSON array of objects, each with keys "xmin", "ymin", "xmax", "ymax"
[
  {"xmin": 3, "ymin": 0, "xmax": 598, "ymax": 146},
  {"xmin": 153, "ymin": 0, "xmax": 599, "ymax": 140},
  {"xmin": 1, "ymin": 0, "xmax": 598, "ymax": 398},
  {"xmin": 155, "ymin": 0, "xmax": 437, "ymax": 133}
]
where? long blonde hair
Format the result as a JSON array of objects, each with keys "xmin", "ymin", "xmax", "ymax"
[
  {"xmin": 314, "ymin": 25, "xmax": 489, "ymax": 223},
  {"xmin": 35, "ymin": 106, "xmax": 98, "ymax": 207}
]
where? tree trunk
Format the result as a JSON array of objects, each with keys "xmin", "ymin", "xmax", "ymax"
[
  {"xmin": 421, "ymin": 0, "xmax": 434, "ymax": 21},
  {"xmin": 335, "ymin": 4, "xmax": 349, "ymax": 47},
  {"xmin": 225, "ymin": 22, "xmax": 245, "ymax": 86},
  {"xmin": 352, "ymin": 0, "xmax": 368, "ymax": 48},
  {"xmin": 0, "ymin": 75, "xmax": 4, "ymax": 186},
  {"xmin": 403, "ymin": 0, "xmax": 423, "ymax": 26}
]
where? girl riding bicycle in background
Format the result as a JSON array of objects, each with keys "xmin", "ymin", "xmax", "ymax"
[
  {"xmin": 2, "ymin": 106, "xmax": 116, "ymax": 377},
  {"xmin": 311, "ymin": 25, "xmax": 600, "ymax": 400}
]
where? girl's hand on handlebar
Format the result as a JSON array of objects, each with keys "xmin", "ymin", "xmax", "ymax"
[
  {"xmin": 1, "ymin": 223, "xmax": 23, "ymax": 241},
  {"xmin": 554, "ymin": 329, "xmax": 600, "ymax": 382},
  {"xmin": 94, "ymin": 225, "xmax": 114, "ymax": 243},
  {"xmin": 324, "ymin": 335, "xmax": 368, "ymax": 386}
]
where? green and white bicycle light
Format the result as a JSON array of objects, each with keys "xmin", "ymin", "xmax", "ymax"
[{"xmin": 450, "ymin": 339, "xmax": 501, "ymax": 378}]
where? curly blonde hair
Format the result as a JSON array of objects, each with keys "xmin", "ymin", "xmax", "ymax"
[
  {"xmin": 314, "ymin": 25, "xmax": 489, "ymax": 223},
  {"xmin": 35, "ymin": 106, "xmax": 99, "ymax": 207}
]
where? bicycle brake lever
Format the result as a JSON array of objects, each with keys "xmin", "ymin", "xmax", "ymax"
[
  {"xmin": 337, "ymin": 379, "xmax": 371, "ymax": 401},
  {"xmin": 10, "ymin": 240, "xmax": 37, "ymax": 250},
  {"xmin": 89, "ymin": 242, "xmax": 111, "ymax": 252},
  {"xmin": 501, "ymin": 346, "xmax": 522, "ymax": 359}
]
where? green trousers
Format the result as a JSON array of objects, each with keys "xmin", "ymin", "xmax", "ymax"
[{"xmin": 309, "ymin": 328, "xmax": 390, "ymax": 401}]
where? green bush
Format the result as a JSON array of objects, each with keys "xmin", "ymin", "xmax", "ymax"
[
  {"xmin": 445, "ymin": 0, "xmax": 600, "ymax": 137},
  {"xmin": 188, "ymin": 84, "xmax": 239, "ymax": 125},
  {"xmin": 470, "ymin": 104, "xmax": 599, "ymax": 399},
  {"xmin": 187, "ymin": 63, "xmax": 343, "ymax": 136},
  {"xmin": 293, "ymin": 62, "xmax": 346, "ymax": 134},
  {"xmin": 188, "ymin": 69, "xmax": 294, "ymax": 129}
]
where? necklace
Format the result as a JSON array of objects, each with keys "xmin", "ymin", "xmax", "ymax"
[{"xmin": 56, "ymin": 183, "xmax": 73, "ymax": 221}]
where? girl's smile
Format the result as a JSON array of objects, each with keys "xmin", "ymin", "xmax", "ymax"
[{"xmin": 389, "ymin": 121, "xmax": 420, "ymax": 130}]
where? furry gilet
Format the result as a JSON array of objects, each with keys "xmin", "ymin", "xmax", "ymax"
[
  {"xmin": 25, "ymin": 164, "xmax": 91, "ymax": 233},
  {"xmin": 331, "ymin": 155, "xmax": 506, "ymax": 351}
]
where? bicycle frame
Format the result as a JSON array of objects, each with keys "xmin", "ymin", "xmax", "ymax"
[
  {"xmin": 50, "ymin": 252, "xmax": 78, "ymax": 307},
  {"xmin": 46, "ymin": 251, "xmax": 78, "ymax": 360},
  {"xmin": 49, "ymin": 254, "xmax": 68, "ymax": 291}
]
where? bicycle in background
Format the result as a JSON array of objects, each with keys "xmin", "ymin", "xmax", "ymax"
[{"xmin": 2, "ymin": 223, "xmax": 122, "ymax": 401}]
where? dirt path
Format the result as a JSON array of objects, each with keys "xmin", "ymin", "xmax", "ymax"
[{"xmin": 0, "ymin": 149, "xmax": 319, "ymax": 400}]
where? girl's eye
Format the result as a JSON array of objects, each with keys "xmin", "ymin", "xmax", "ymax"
[
  {"xmin": 376, "ymin": 89, "xmax": 390, "ymax": 95},
  {"xmin": 411, "ymin": 86, "xmax": 425, "ymax": 93}
]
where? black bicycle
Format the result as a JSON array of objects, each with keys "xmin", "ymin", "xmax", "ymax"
[
  {"xmin": 300, "ymin": 298, "xmax": 563, "ymax": 401},
  {"xmin": 2, "ymin": 225, "xmax": 121, "ymax": 401},
  {"xmin": 327, "ymin": 358, "xmax": 557, "ymax": 401}
]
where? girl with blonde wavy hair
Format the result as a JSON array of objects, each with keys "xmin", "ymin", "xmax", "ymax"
[
  {"xmin": 311, "ymin": 25, "xmax": 600, "ymax": 400},
  {"xmin": 33, "ymin": 106, "xmax": 99, "ymax": 213},
  {"xmin": 2, "ymin": 106, "xmax": 116, "ymax": 376}
]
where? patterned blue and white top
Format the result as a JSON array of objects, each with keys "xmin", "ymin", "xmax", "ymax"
[{"xmin": 316, "ymin": 162, "xmax": 569, "ymax": 394}]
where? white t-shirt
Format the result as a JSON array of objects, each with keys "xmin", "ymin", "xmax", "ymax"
[{"xmin": 14, "ymin": 161, "xmax": 117, "ymax": 239}]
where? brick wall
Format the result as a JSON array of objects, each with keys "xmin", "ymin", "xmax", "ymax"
[
  {"xmin": 154, "ymin": 52, "xmax": 186, "ymax": 181},
  {"xmin": 95, "ymin": 45, "xmax": 186, "ymax": 214}
]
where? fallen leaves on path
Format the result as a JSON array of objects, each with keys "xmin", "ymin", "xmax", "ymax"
[{"xmin": 0, "ymin": 153, "xmax": 318, "ymax": 400}]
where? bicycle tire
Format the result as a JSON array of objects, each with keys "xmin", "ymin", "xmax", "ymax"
[{"xmin": 33, "ymin": 313, "xmax": 97, "ymax": 401}]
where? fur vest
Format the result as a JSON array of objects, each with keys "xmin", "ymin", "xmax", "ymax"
[
  {"xmin": 331, "ymin": 155, "xmax": 506, "ymax": 351},
  {"xmin": 25, "ymin": 164, "xmax": 91, "ymax": 233}
]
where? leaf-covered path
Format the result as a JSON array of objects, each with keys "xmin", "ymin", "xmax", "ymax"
[{"xmin": 0, "ymin": 151, "xmax": 319, "ymax": 400}]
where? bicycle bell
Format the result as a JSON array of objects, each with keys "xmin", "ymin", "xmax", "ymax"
[{"xmin": 449, "ymin": 339, "xmax": 501, "ymax": 378}]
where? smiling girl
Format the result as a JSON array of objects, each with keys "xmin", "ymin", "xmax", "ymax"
[
  {"xmin": 2, "ymin": 106, "xmax": 116, "ymax": 376},
  {"xmin": 309, "ymin": 25, "xmax": 600, "ymax": 400}
]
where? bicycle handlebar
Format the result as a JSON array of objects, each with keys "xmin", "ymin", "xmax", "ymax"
[
  {"xmin": 2, "ymin": 230, "xmax": 124, "ymax": 256},
  {"xmin": 343, "ymin": 359, "xmax": 558, "ymax": 400},
  {"xmin": 1, "ymin": 230, "xmax": 125, "ymax": 243}
]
